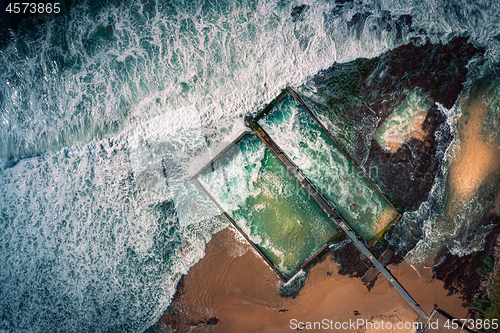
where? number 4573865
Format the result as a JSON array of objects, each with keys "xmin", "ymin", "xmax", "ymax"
[
  {"xmin": 6, "ymin": 3, "xmax": 61, "ymax": 14},
  {"xmin": 444, "ymin": 318, "xmax": 498, "ymax": 330}
]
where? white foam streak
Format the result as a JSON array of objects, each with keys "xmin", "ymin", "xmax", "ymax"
[{"xmin": 0, "ymin": 0, "xmax": 434, "ymax": 161}]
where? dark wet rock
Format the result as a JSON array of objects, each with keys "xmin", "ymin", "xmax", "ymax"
[
  {"xmin": 368, "ymin": 105, "xmax": 447, "ymax": 211},
  {"xmin": 395, "ymin": 15, "xmax": 413, "ymax": 39},
  {"xmin": 293, "ymin": 37, "xmax": 485, "ymax": 285},
  {"xmin": 331, "ymin": 239, "xmax": 371, "ymax": 278},
  {"xmin": 433, "ymin": 215, "xmax": 500, "ymax": 309},
  {"xmin": 360, "ymin": 249, "xmax": 393, "ymax": 290},
  {"xmin": 297, "ymin": 37, "xmax": 484, "ymax": 212},
  {"xmin": 384, "ymin": 38, "xmax": 480, "ymax": 109},
  {"xmin": 349, "ymin": 12, "xmax": 371, "ymax": 40},
  {"xmin": 331, "ymin": 239, "xmax": 400, "ymax": 291},
  {"xmin": 204, "ymin": 317, "xmax": 220, "ymax": 327},
  {"xmin": 244, "ymin": 115, "xmax": 254, "ymax": 127}
]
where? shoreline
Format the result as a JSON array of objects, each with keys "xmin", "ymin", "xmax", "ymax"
[{"xmin": 156, "ymin": 226, "xmax": 468, "ymax": 333}]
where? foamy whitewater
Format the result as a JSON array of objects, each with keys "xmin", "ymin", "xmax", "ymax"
[{"xmin": 1, "ymin": 0, "xmax": 500, "ymax": 331}]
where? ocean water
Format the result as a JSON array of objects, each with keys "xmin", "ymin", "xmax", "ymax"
[
  {"xmin": 1, "ymin": 0, "xmax": 500, "ymax": 332},
  {"xmin": 398, "ymin": 84, "xmax": 500, "ymax": 265}
]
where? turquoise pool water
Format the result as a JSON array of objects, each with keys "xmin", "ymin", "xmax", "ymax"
[{"xmin": 197, "ymin": 134, "xmax": 337, "ymax": 278}]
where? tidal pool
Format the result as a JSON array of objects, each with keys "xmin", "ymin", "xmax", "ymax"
[
  {"xmin": 258, "ymin": 92, "xmax": 400, "ymax": 242},
  {"xmin": 196, "ymin": 135, "xmax": 338, "ymax": 279}
]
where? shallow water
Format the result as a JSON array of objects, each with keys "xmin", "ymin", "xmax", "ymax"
[
  {"xmin": 398, "ymin": 83, "xmax": 500, "ymax": 265},
  {"xmin": 374, "ymin": 87, "xmax": 433, "ymax": 153},
  {"xmin": 449, "ymin": 85, "xmax": 500, "ymax": 202}
]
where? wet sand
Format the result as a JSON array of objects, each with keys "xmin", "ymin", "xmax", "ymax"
[
  {"xmin": 159, "ymin": 226, "xmax": 468, "ymax": 333},
  {"xmin": 449, "ymin": 93, "xmax": 500, "ymax": 202}
]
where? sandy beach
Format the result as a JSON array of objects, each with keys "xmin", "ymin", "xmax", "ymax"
[{"xmin": 159, "ymin": 226, "xmax": 468, "ymax": 333}]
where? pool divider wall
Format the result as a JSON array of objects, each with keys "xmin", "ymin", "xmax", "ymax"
[
  {"xmin": 247, "ymin": 116, "xmax": 428, "ymax": 319},
  {"xmin": 191, "ymin": 89, "xmax": 427, "ymax": 318},
  {"xmin": 245, "ymin": 120, "xmax": 372, "ymax": 278},
  {"xmin": 191, "ymin": 128, "xmax": 290, "ymax": 280},
  {"xmin": 249, "ymin": 121, "xmax": 340, "ymax": 221},
  {"xmin": 286, "ymin": 88, "xmax": 400, "ymax": 212},
  {"xmin": 192, "ymin": 128, "xmax": 339, "ymax": 281},
  {"xmin": 285, "ymin": 87, "xmax": 402, "ymax": 243}
]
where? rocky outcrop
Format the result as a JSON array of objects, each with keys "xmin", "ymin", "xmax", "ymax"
[
  {"xmin": 433, "ymin": 215, "xmax": 500, "ymax": 309},
  {"xmin": 299, "ymin": 37, "xmax": 484, "ymax": 211}
]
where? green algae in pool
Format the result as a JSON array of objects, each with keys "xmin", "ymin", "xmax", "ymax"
[
  {"xmin": 258, "ymin": 93, "xmax": 400, "ymax": 242},
  {"xmin": 197, "ymin": 135, "xmax": 338, "ymax": 279}
]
